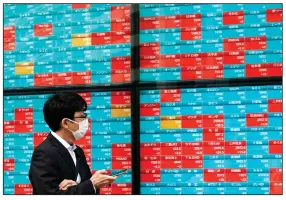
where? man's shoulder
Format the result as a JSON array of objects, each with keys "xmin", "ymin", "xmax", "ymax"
[{"xmin": 33, "ymin": 134, "xmax": 54, "ymax": 155}]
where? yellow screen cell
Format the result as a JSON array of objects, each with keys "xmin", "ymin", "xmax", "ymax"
[
  {"xmin": 72, "ymin": 33, "xmax": 91, "ymax": 38},
  {"xmin": 161, "ymin": 120, "xmax": 181, "ymax": 129},
  {"xmin": 111, "ymin": 104, "xmax": 130, "ymax": 109},
  {"xmin": 111, "ymin": 108, "xmax": 131, "ymax": 117},
  {"xmin": 72, "ymin": 37, "xmax": 91, "ymax": 46},
  {"xmin": 15, "ymin": 62, "xmax": 34, "ymax": 67},
  {"xmin": 15, "ymin": 66, "xmax": 34, "ymax": 75}
]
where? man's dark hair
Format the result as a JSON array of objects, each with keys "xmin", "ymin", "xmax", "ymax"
[{"xmin": 43, "ymin": 92, "xmax": 87, "ymax": 132}]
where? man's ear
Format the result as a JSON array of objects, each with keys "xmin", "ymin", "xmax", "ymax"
[{"xmin": 61, "ymin": 118, "xmax": 69, "ymax": 129}]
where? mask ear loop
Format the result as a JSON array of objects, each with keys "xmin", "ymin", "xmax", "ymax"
[
  {"xmin": 65, "ymin": 118, "xmax": 79, "ymax": 124},
  {"xmin": 64, "ymin": 118, "xmax": 79, "ymax": 133}
]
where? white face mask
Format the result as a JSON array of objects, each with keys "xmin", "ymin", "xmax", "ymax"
[{"xmin": 66, "ymin": 118, "xmax": 89, "ymax": 140}]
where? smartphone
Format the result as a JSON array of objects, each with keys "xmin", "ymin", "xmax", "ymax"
[{"xmin": 111, "ymin": 169, "xmax": 128, "ymax": 176}]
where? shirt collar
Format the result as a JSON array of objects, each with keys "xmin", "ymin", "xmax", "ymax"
[{"xmin": 51, "ymin": 131, "xmax": 77, "ymax": 151}]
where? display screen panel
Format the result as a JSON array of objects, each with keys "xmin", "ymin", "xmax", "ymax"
[
  {"xmin": 4, "ymin": 91, "xmax": 132, "ymax": 194},
  {"xmin": 4, "ymin": 4, "xmax": 131, "ymax": 88},
  {"xmin": 140, "ymin": 85, "xmax": 282, "ymax": 194},
  {"xmin": 139, "ymin": 4, "xmax": 282, "ymax": 82}
]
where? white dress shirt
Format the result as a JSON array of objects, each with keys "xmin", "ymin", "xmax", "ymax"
[{"xmin": 51, "ymin": 131, "xmax": 96, "ymax": 192}]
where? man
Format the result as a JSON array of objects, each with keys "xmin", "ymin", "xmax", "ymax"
[{"xmin": 29, "ymin": 92, "xmax": 117, "ymax": 194}]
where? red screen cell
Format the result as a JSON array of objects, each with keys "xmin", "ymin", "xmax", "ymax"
[
  {"xmin": 34, "ymin": 73, "xmax": 53, "ymax": 87},
  {"xmin": 15, "ymin": 108, "xmax": 33, "ymax": 121},
  {"xmin": 203, "ymin": 127, "xmax": 224, "ymax": 141},
  {"xmin": 112, "ymin": 147, "xmax": 132, "ymax": 157},
  {"xmin": 4, "ymin": 37, "xmax": 15, "ymax": 43},
  {"xmin": 225, "ymin": 141, "xmax": 247, "ymax": 154},
  {"xmin": 223, "ymin": 11, "xmax": 244, "ymax": 25},
  {"xmin": 224, "ymin": 38, "xmax": 245, "ymax": 51},
  {"xmin": 34, "ymin": 24, "xmax": 53, "ymax": 37},
  {"xmin": 111, "ymin": 71, "xmax": 131, "ymax": 83},
  {"xmin": 201, "ymin": 53, "xmax": 223, "ymax": 65},
  {"xmin": 111, "ymin": 18, "xmax": 130, "ymax": 32},
  {"xmin": 161, "ymin": 156, "xmax": 182, "ymax": 169},
  {"xmin": 4, "ymin": 42, "xmax": 15, "ymax": 51},
  {"xmin": 140, "ymin": 17, "xmax": 160, "ymax": 30},
  {"xmin": 268, "ymin": 67, "xmax": 282, "ymax": 77},
  {"xmin": 141, "ymin": 170, "xmax": 161, "ymax": 182},
  {"xmin": 245, "ymin": 63, "xmax": 282, "ymax": 78},
  {"xmin": 203, "ymin": 142, "xmax": 225, "ymax": 155},
  {"xmin": 182, "ymin": 142, "xmax": 203, "ymax": 155},
  {"xmin": 159, "ymin": 54, "xmax": 180, "ymax": 68},
  {"xmin": 181, "ymin": 27, "xmax": 202, "ymax": 40},
  {"xmin": 182, "ymin": 155, "xmax": 203, "ymax": 168},
  {"xmin": 182, "ymin": 115, "xmax": 203, "ymax": 128},
  {"xmin": 72, "ymin": 4, "xmax": 91, "ymax": 9},
  {"xmin": 111, "ymin": 31, "xmax": 130, "ymax": 44},
  {"xmin": 245, "ymin": 36, "xmax": 267, "ymax": 50},
  {"xmin": 15, "ymin": 120, "xmax": 33, "ymax": 133},
  {"xmin": 270, "ymin": 168, "xmax": 282, "ymax": 182},
  {"xmin": 159, "ymin": 15, "xmax": 180, "ymax": 29},
  {"xmin": 111, "ymin": 92, "xmax": 131, "ymax": 104},
  {"xmin": 140, "ymin": 42, "xmax": 160, "ymax": 56},
  {"xmin": 202, "ymin": 68, "xmax": 224, "ymax": 79},
  {"xmin": 266, "ymin": 9, "xmax": 282, "ymax": 22},
  {"xmin": 72, "ymin": 72, "xmax": 91, "ymax": 85},
  {"xmin": 246, "ymin": 68, "xmax": 268, "ymax": 77},
  {"xmin": 270, "ymin": 182, "xmax": 282, "ymax": 194},
  {"xmin": 4, "ymin": 158, "xmax": 15, "ymax": 171},
  {"xmin": 4, "ymin": 121, "xmax": 15, "ymax": 133},
  {"xmin": 111, "ymin": 6, "xmax": 130, "ymax": 19},
  {"xmin": 269, "ymin": 140, "xmax": 282, "ymax": 154},
  {"xmin": 181, "ymin": 68, "xmax": 202, "ymax": 80},
  {"xmin": 34, "ymin": 133, "xmax": 49, "ymax": 148},
  {"xmin": 161, "ymin": 89, "xmax": 181, "ymax": 102},
  {"xmin": 225, "ymin": 168, "xmax": 247, "ymax": 182},
  {"xmin": 181, "ymin": 54, "xmax": 202, "ymax": 66},
  {"xmin": 204, "ymin": 169, "xmax": 225, "ymax": 182},
  {"xmin": 203, "ymin": 114, "xmax": 224, "ymax": 128},
  {"xmin": 53, "ymin": 72, "xmax": 72, "ymax": 86},
  {"xmin": 140, "ymin": 103, "xmax": 160, "ymax": 116},
  {"xmin": 4, "ymin": 26, "xmax": 15, "ymax": 38},
  {"xmin": 112, "ymin": 56, "xmax": 131, "ymax": 70},
  {"xmin": 100, "ymin": 186, "xmax": 112, "ymax": 195},
  {"xmin": 111, "ymin": 183, "xmax": 132, "ymax": 195},
  {"xmin": 180, "ymin": 14, "xmax": 202, "ymax": 27},
  {"xmin": 161, "ymin": 146, "xmax": 182, "ymax": 156},
  {"xmin": 140, "ymin": 143, "xmax": 160, "ymax": 156},
  {"xmin": 14, "ymin": 184, "xmax": 33, "ymax": 195},
  {"xmin": 223, "ymin": 51, "xmax": 245, "ymax": 64},
  {"xmin": 141, "ymin": 156, "xmax": 160, "ymax": 169},
  {"xmin": 268, "ymin": 99, "xmax": 282, "ymax": 112},
  {"xmin": 246, "ymin": 113, "xmax": 268, "ymax": 127},
  {"xmin": 140, "ymin": 58, "xmax": 160, "ymax": 68},
  {"xmin": 91, "ymin": 32, "xmax": 111, "ymax": 45},
  {"xmin": 141, "ymin": 147, "xmax": 161, "ymax": 156},
  {"xmin": 112, "ymin": 157, "xmax": 131, "ymax": 169}
]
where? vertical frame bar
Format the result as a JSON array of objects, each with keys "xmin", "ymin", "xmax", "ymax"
[{"xmin": 131, "ymin": 3, "xmax": 140, "ymax": 195}]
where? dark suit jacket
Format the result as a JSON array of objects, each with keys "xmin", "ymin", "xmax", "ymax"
[{"xmin": 29, "ymin": 133, "xmax": 98, "ymax": 195}]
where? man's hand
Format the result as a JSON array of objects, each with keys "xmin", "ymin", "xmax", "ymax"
[
  {"xmin": 59, "ymin": 179, "xmax": 77, "ymax": 191},
  {"xmin": 90, "ymin": 169, "xmax": 117, "ymax": 189}
]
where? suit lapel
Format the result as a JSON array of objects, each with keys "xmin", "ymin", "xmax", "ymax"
[{"xmin": 47, "ymin": 133, "xmax": 76, "ymax": 174}]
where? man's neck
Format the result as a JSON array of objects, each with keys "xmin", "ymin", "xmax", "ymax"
[{"xmin": 55, "ymin": 130, "xmax": 73, "ymax": 145}]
